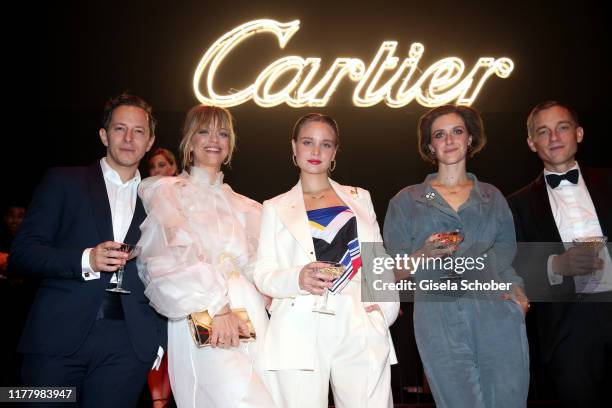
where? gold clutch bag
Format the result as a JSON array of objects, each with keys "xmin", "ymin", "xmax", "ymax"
[{"xmin": 188, "ymin": 308, "xmax": 256, "ymax": 347}]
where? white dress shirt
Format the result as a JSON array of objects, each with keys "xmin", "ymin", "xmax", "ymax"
[
  {"xmin": 80, "ymin": 158, "xmax": 140, "ymax": 281},
  {"xmin": 79, "ymin": 158, "xmax": 164, "ymax": 369},
  {"xmin": 546, "ymin": 162, "xmax": 612, "ymax": 293}
]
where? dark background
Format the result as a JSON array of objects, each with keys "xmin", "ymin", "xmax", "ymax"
[
  {"xmin": 3, "ymin": 0, "xmax": 611, "ymax": 215},
  {"xmin": 1, "ymin": 0, "xmax": 611, "ymax": 401}
]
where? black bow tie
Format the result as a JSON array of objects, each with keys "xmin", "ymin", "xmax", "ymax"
[{"xmin": 545, "ymin": 169, "xmax": 579, "ymax": 188}]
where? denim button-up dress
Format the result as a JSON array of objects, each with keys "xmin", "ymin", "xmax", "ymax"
[{"xmin": 383, "ymin": 173, "xmax": 529, "ymax": 408}]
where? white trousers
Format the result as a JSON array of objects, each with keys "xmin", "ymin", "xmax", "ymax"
[
  {"xmin": 266, "ymin": 286, "xmax": 393, "ymax": 408},
  {"xmin": 168, "ymin": 319, "xmax": 277, "ymax": 408}
]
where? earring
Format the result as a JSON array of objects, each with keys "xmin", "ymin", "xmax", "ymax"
[
  {"xmin": 292, "ymin": 154, "xmax": 298, "ymax": 166},
  {"xmin": 428, "ymin": 147, "xmax": 437, "ymax": 162},
  {"xmin": 329, "ymin": 160, "xmax": 337, "ymax": 172}
]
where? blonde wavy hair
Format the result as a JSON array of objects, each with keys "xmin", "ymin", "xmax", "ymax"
[{"xmin": 179, "ymin": 105, "xmax": 236, "ymax": 172}]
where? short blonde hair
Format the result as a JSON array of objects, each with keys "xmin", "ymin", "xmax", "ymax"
[
  {"xmin": 526, "ymin": 100, "xmax": 579, "ymax": 139},
  {"xmin": 179, "ymin": 105, "xmax": 236, "ymax": 172}
]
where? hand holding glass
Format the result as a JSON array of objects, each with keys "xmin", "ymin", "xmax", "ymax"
[
  {"xmin": 106, "ymin": 243, "xmax": 141, "ymax": 294},
  {"xmin": 312, "ymin": 261, "xmax": 344, "ymax": 315},
  {"xmin": 436, "ymin": 231, "xmax": 464, "ymax": 280},
  {"xmin": 572, "ymin": 236, "xmax": 607, "ymax": 277}
]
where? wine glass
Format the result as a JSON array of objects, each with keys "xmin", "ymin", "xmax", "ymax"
[
  {"xmin": 437, "ymin": 230, "xmax": 464, "ymax": 280},
  {"xmin": 106, "ymin": 243, "xmax": 141, "ymax": 294},
  {"xmin": 312, "ymin": 261, "xmax": 345, "ymax": 315}
]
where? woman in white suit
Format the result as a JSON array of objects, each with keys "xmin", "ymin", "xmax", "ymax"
[{"xmin": 254, "ymin": 113, "xmax": 399, "ymax": 408}]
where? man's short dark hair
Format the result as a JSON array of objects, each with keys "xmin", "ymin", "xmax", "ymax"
[{"xmin": 102, "ymin": 93, "xmax": 157, "ymax": 135}]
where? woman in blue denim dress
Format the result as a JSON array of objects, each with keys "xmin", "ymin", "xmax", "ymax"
[{"xmin": 383, "ymin": 105, "xmax": 530, "ymax": 408}]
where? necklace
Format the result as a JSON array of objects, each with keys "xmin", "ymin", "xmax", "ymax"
[
  {"xmin": 304, "ymin": 188, "xmax": 331, "ymax": 199},
  {"xmin": 433, "ymin": 180, "xmax": 471, "ymax": 195}
]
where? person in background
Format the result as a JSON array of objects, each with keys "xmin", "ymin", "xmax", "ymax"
[
  {"xmin": 508, "ymin": 100, "xmax": 612, "ymax": 407},
  {"xmin": 1, "ymin": 205, "xmax": 26, "ymax": 276},
  {"xmin": 145, "ymin": 146, "xmax": 178, "ymax": 408},
  {"xmin": 0, "ymin": 204, "xmax": 29, "ymax": 386},
  {"xmin": 384, "ymin": 104, "xmax": 529, "ymax": 408},
  {"xmin": 148, "ymin": 147, "xmax": 178, "ymax": 177},
  {"xmin": 1, "ymin": 206, "xmax": 26, "ymax": 247}
]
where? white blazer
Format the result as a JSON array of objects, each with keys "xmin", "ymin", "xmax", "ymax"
[{"xmin": 254, "ymin": 178, "xmax": 399, "ymax": 370}]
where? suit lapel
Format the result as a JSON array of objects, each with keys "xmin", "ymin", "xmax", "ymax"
[
  {"xmin": 276, "ymin": 179, "xmax": 374, "ymax": 259},
  {"xmin": 330, "ymin": 179, "xmax": 372, "ymax": 242},
  {"xmin": 582, "ymin": 167, "xmax": 612, "ymax": 236},
  {"xmin": 530, "ymin": 173, "xmax": 562, "ymax": 242},
  {"xmin": 122, "ymin": 196, "xmax": 145, "ymax": 293},
  {"xmin": 276, "ymin": 182, "xmax": 316, "ymax": 260},
  {"xmin": 124, "ymin": 196, "xmax": 145, "ymax": 246},
  {"xmin": 86, "ymin": 163, "xmax": 114, "ymax": 286},
  {"xmin": 87, "ymin": 163, "xmax": 114, "ymax": 243}
]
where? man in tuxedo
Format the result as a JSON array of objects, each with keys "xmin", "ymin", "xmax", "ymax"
[
  {"xmin": 10, "ymin": 94, "xmax": 167, "ymax": 406},
  {"xmin": 508, "ymin": 101, "xmax": 612, "ymax": 407}
]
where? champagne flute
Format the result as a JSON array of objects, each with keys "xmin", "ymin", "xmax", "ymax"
[
  {"xmin": 106, "ymin": 243, "xmax": 141, "ymax": 294},
  {"xmin": 312, "ymin": 261, "xmax": 344, "ymax": 315}
]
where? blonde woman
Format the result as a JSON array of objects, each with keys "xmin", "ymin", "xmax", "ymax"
[
  {"xmin": 147, "ymin": 147, "xmax": 178, "ymax": 177},
  {"xmin": 254, "ymin": 113, "xmax": 399, "ymax": 408},
  {"xmin": 137, "ymin": 105, "xmax": 276, "ymax": 407}
]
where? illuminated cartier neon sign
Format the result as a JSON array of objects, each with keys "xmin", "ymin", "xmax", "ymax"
[{"xmin": 193, "ymin": 19, "xmax": 514, "ymax": 108}]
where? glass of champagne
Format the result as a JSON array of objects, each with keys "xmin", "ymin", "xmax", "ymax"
[
  {"xmin": 436, "ymin": 230, "xmax": 464, "ymax": 280},
  {"xmin": 106, "ymin": 243, "xmax": 141, "ymax": 294},
  {"xmin": 312, "ymin": 261, "xmax": 345, "ymax": 315},
  {"xmin": 572, "ymin": 235, "xmax": 607, "ymax": 278}
]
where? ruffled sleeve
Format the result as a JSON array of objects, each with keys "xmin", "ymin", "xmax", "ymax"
[{"xmin": 137, "ymin": 177, "xmax": 229, "ymax": 320}]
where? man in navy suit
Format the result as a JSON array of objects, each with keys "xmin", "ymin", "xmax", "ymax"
[
  {"xmin": 508, "ymin": 101, "xmax": 612, "ymax": 407},
  {"xmin": 10, "ymin": 93, "xmax": 167, "ymax": 407}
]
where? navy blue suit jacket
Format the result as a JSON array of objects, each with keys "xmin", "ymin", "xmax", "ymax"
[{"xmin": 11, "ymin": 162, "xmax": 167, "ymax": 362}]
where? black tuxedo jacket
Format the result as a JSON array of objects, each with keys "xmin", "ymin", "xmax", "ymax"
[
  {"xmin": 507, "ymin": 166, "xmax": 612, "ymax": 362},
  {"xmin": 10, "ymin": 162, "xmax": 167, "ymax": 362}
]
